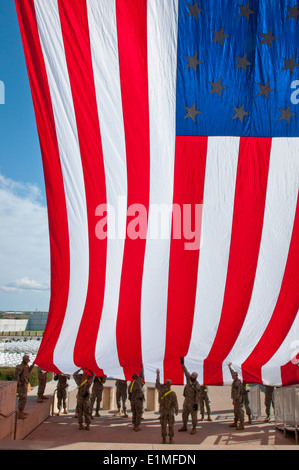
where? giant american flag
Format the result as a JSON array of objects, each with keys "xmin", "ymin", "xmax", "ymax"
[{"xmin": 15, "ymin": 0, "xmax": 299, "ymax": 386}]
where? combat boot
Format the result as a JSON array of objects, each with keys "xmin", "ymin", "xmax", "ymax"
[
  {"xmin": 17, "ymin": 411, "xmax": 27, "ymax": 420},
  {"xmin": 229, "ymin": 421, "xmax": 237, "ymax": 427},
  {"xmin": 190, "ymin": 426, "xmax": 197, "ymax": 435},
  {"xmin": 162, "ymin": 437, "xmax": 166, "ymax": 444},
  {"xmin": 114, "ymin": 409, "xmax": 122, "ymax": 417},
  {"xmin": 200, "ymin": 413, "xmax": 204, "ymax": 421},
  {"xmin": 247, "ymin": 415, "xmax": 252, "ymax": 424},
  {"xmin": 236, "ymin": 423, "xmax": 244, "ymax": 430},
  {"xmin": 85, "ymin": 424, "xmax": 90, "ymax": 430},
  {"xmin": 95, "ymin": 412, "xmax": 100, "ymax": 417},
  {"xmin": 63, "ymin": 408, "xmax": 68, "ymax": 414},
  {"xmin": 207, "ymin": 413, "xmax": 212, "ymax": 421},
  {"xmin": 123, "ymin": 411, "xmax": 129, "ymax": 418},
  {"xmin": 178, "ymin": 424, "xmax": 187, "ymax": 432},
  {"xmin": 169, "ymin": 437, "xmax": 174, "ymax": 444}
]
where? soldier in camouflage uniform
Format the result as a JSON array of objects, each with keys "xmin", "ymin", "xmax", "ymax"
[
  {"xmin": 178, "ymin": 357, "xmax": 201, "ymax": 434},
  {"xmin": 14, "ymin": 355, "xmax": 35, "ymax": 419},
  {"xmin": 37, "ymin": 367, "xmax": 49, "ymax": 402},
  {"xmin": 90, "ymin": 375, "xmax": 106, "ymax": 418},
  {"xmin": 128, "ymin": 364, "xmax": 144, "ymax": 432},
  {"xmin": 74, "ymin": 368, "xmax": 95, "ymax": 430},
  {"xmin": 264, "ymin": 385, "xmax": 275, "ymax": 422},
  {"xmin": 114, "ymin": 379, "xmax": 129, "ymax": 417},
  {"xmin": 229, "ymin": 366, "xmax": 244, "ymax": 430},
  {"xmin": 54, "ymin": 373, "xmax": 70, "ymax": 415},
  {"xmin": 242, "ymin": 383, "xmax": 252, "ymax": 424},
  {"xmin": 199, "ymin": 385, "xmax": 212, "ymax": 421},
  {"xmin": 155, "ymin": 369, "xmax": 178, "ymax": 444},
  {"xmin": 228, "ymin": 363, "xmax": 252, "ymax": 424}
]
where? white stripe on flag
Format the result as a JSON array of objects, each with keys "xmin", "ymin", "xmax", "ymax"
[
  {"xmin": 87, "ymin": 0, "xmax": 127, "ymax": 378},
  {"xmin": 35, "ymin": 0, "xmax": 89, "ymax": 373},
  {"xmin": 223, "ymin": 138, "xmax": 299, "ymax": 385},
  {"xmin": 262, "ymin": 314, "xmax": 299, "ymax": 386},
  {"xmin": 185, "ymin": 137, "xmax": 240, "ymax": 384},
  {"xmin": 140, "ymin": 0, "xmax": 179, "ymax": 383}
]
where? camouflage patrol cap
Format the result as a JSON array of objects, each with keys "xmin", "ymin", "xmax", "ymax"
[
  {"xmin": 165, "ymin": 379, "xmax": 172, "ymax": 385},
  {"xmin": 191, "ymin": 372, "xmax": 198, "ymax": 379}
]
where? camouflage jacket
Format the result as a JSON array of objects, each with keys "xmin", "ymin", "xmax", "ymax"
[
  {"xmin": 54, "ymin": 373, "xmax": 70, "ymax": 389},
  {"xmin": 128, "ymin": 367, "xmax": 144, "ymax": 401},
  {"xmin": 231, "ymin": 378, "xmax": 243, "ymax": 402},
  {"xmin": 74, "ymin": 371, "xmax": 95, "ymax": 399},
  {"xmin": 182, "ymin": 364, "xmax": 201, "ymax": 403},
  {"xmin": 155, "ymin": 377, "xmax": 178, "ymax": 414},
  {"xmin": 14, "ymin": 362, "xmax": 34, "ymax": 386}
]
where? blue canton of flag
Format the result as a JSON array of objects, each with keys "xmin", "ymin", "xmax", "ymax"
[{"xmin": 176, "ymin": 0, "xmax": 299, "ymax": 137}]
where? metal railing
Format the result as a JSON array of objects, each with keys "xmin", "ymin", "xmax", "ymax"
[{"xmin": 274, "ymin": 385, "xmax": 299, "ymax": 444}]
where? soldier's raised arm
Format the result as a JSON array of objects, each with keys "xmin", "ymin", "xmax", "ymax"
[
  {"xmin": 228, "ymin": 362, "xmax": 236, "ymax": 377},
  {"xmin": 155, "ymin": 369, "xmax": 162, "ymax": 391},
  {"xmin": 180, "ymin": 357, "xmax": 191, "ymax": 381}
]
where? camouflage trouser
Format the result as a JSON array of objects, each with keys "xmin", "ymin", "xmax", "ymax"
[
  {"xmin": 76, "ymin": 396, "xmax": 91, "ymax": 425},
  {"xmin": 243, "ymin": 393, "xmax": 251, "ymax": 416},
  {"xmin": 90, "ymin": 388, "xmax": 103, "ymax": 413},
  {"xmin": 265, "ymin": 393, "xmax": 274, "ymax": 417},
  {"xmin": 17, "ymin": 384, "xmax": 28, "ymax": 411},
  {"xmin": 199, "ymin": 395, "xmax": 211, "ymax": 415},
  {"xmin": 116, "ymin": 387, "xmax": 127, "ymax": 411},
  {"xmin": 57, "ymin": 388, "xmax": 67, "ymax": 410},
  {"xmin": 38, "ymin": 375, "xmax": 47, "ymax": 397},
  {"xmin": 182, "ymin": 400, "xmax": 198, "ymax": 427},
  {"xmin": 130, "ymin": 398, "xmax": 143, "ymax": 426},
  {"xmin": 233, "ymin": 398, "xmax": 244, "ymax": 424},
  {"xmin": 160, "ymin": 411, "xmax": 175, "ymax": 438}
]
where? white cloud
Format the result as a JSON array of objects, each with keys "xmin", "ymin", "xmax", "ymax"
[
  {"xmin": 1, "ymin": 277, "xmax": 50, "ymax": 293},
  {"xmin": 0, "ymin": 174, "xmax": 50, "ymax": 310}
]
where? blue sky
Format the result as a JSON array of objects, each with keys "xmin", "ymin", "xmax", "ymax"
[{"xmin": 0, "ymin": 1, "xmax": 50, "ymax": 311}]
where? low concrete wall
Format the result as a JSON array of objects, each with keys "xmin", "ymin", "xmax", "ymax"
[
  {"xmin": 0, "ymin": 313, "xmax": 48, "ymax": 333},
  {"xmin": 0, "ymin": 382, "xmax": 17, "ymax": 440},
  {"xmin": 51, "ymin": 381, "xmax": 159, "ymax": 416},
  {"xmin": 15, "ymin": 396, "xmax": 53, "ymax": 440},
  {"xmin": 0, "ymin": 319, "xmax": 29, "ymax": 333}
]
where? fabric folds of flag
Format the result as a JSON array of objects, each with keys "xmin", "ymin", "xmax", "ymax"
[{"xmin": 15, "ymin": 0, "xmax": 299, "ymax": 385}]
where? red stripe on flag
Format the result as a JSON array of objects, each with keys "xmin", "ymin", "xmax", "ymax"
[
  {"xmin": 280, "ymin": 360, "xmax": 299, "ymax": 387},
  {"xmin": 115, "ymin": 0, "xmax": 150, "ymax": 378},
  {"xmin": 204, "ymin": 137, "xmax": 272, "ymax": 385},
  {"xmin": 163, "ymin": 136, "xmax": 208, "ymax": 384},
  {"xmin": 242, "ymin": 193, "xmax": 299, "ymax": 384},
  {"xmin": 15, "ymin": 0, "xmax": 70, "ymax": 374},
  {"xmin": 57, "ymin": 0, "xmax": 107, "ymax": 374}
]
